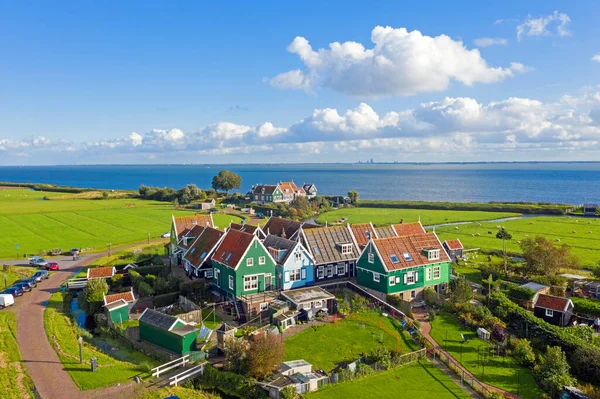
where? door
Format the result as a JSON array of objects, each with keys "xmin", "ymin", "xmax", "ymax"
[{"xmin": 265, "ymin": 273, "xmax": 272, "ymax": 290}]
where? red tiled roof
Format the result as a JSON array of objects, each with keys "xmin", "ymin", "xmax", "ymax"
[
  {"xmin": 279, "ymin": 182, "xmax": 304, "ymax": 195},
  {"xmin": 213, "ymin": 229, "xmax": 256, "ymax": 269},
  {"xmin": 173, "ymin": 215, "xmax": 214, "ymax": 236},
  {"xmin": 104, "ymin": 290, "xmax": 135, "ymax": 305},
  {"xmin": 392, "ymin": 222, "xmax": 426, "ymax": 237},
  {"xmin": 371, "ymin": 233, "xmax": 449, "ymax": 271},
  {"xmin": 350, "ymin": 223, "xmax": 376, "ymax": 248},
  {"xmin": 535, "ymin": 294, "xmax": 571, "ymax": 312},
  {"xmin": 444, "ymin": 239, "xmax": 463, "ymax": 250},
  {"xmin": 88, "ymin": 267, "xmax": 115, "ymax": 279}
]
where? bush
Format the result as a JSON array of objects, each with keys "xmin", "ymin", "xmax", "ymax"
[
  {"xmin": 79, "ymin": 278, "xmax": 109, "ymax": 315},
  {"xmin": 110, "ymin": 274, "xmax": 124, "ymax": 290},
  {"xmin": 195, "ymin": 364, "xmax": 267, "ymax": 399},
  {"xmin": 512, "ymin": 338, "xmax": 535, "ymax": 367},
  {"xmin": 144, "ymin": 274, "xmax": 157, "ymax": 287},
  {"xmin": 128, "ymin": 270, "xmax": 144, "ymax": 290},
  {"xmin": 152, "ymin": 291, "xmax": 179, "ymax": 307},
  {"xmin": 137, "ymin": 281, "xmax": 154, "ymax": 297},
  {"xmin": 136, "ymin": 265, "xmax": 169, "ymax": 277},
  {"xmin": 508, "ymin": 285, "xmax": 535, "ymax": 301},
  {"xmin": 571, "ymin": 297, "xmax": 600, "ymax": 317}
]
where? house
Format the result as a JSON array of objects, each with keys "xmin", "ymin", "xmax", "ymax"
[
  {"xmin": 104, "ymin": 299, "xmax": 130, "ymax": 325},
  {"xmin": 520, "ymin": 282, "xmax": 550, "ymax": 309},
  {"xmin": 443, "ymin": 239, "xmax": 464, "ymax": 261},
  {"xmin": 302, "ymin": 184, "xmax": 318, "ymax": 199},
  {"xmin": 279, "ymin": 182, "xmax": 306, "ymax": 203},
  {"xmin": 583, "ymin": 204, "xmax": 598, "ymax": 216},
  {"xmin": 138, "ymin": 309, "xmax": 199, "ymax": 354},
  {"xmin": 228, "ymin": 222, "xmax": 266, "ymax": 239},
  {"xmin": 262, "ymin": 216, "xmax": 303, "ymax": 239},
  {"xmin": 183, "ymin": 226, "xmax": 225, "ymax": 278},
  {"xmin": 261, "ymin": 360, "xmax": 327, "ymax": 399},
  {"xmin": 103, "ymin": 288, "xmax": 136, "ymax": 308},
  {"xmin": 281, "ymin": 286, "xmax": 336, "ymax": 321},
  {"xmin": 169, "ymin": 214, "xmax": 214, "ymax": 265},
  {"xmin": 574, "ymin": 280, "xmax": 600, "ymax": 299},
  {"xmin": 533, "ymin": 294, "xmax": 574, "ymax": 327},
  {"xmin": 356, "ymin": 232, "xmax": 451, "ymax": 301},
  {"xmin": 263, "ymin": 235, "xmax": 315, "ymax": 290},
  {"xmin": 298, "ymin": 225, "xmax": 359, "ymax": 282},
  {"xmin": 197, "ymin": 198, "xmax": 216, "ymax": 210},
  {"xmin": 349, "ymin": 223, "xmax": 377, "ymax": 249},
  {"xmin": 87, "ymin": 267, "xmax": 116, "ymax": 279},
  {"xmin": 211, "ymin": 229, "xmax": 277, "ymax": 298},
  {"xmin": 251, "ymin": 182, "xmax": 307, "ymax": 205}
]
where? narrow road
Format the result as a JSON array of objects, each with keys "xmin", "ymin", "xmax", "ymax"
[{"xmin": 6, "ymin": 242, "xmax": 164, "ymax": 399}]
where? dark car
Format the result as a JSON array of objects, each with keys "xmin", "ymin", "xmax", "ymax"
[
  {"xmin": 12, "ymin": 281, "xmax": 33, "ymax": 292},
  {"xmin": 32, "ymin": 270, "xmax": 49, "ymax": 282},
  {"xmin": 24, "ymin": 277, "xmax": 38, "ymax": 288},
  {"xmin": 4, "ymin": 286, "xmax": 25, "ymax": 296}
]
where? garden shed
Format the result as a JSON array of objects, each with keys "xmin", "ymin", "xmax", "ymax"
[
  {"xmin": 138, "ymin": 309, "xmax": 199, "ymax": 354},
  {"xmin": 104, "ymin": 299, "xmax": 129, "ymax": 325},
  {"xmin": 476, "ymin": 327, "xmax": 490, "ymax": 340}
]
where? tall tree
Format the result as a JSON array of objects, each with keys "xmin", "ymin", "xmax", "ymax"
[
  {"xmin": 79, "ymin": 278, "xmax": 109, "ymax": 315},
  {"xmin": 520, "ymin": 236, "xmax": 579, "ymax": 276},
  {"xmin": 450, "ymin": 278, "xmax": 473, "ymax": 303},
  {"xmin": 495, "ymin": 227, "xmax": 512, "ymax": 276},
  {"xmin": 534, "ymin": 346, "xmax": 575, "ymax": 397},
  {"xmin": 212, "ymin": 170, "xmax": 242, "ymax": 195},
  {"xmin": 223, "ymin": 336, "xmax": 248, "ymax": 374},
  {"xmin": 247, "ymin": 334, "xmax": 285, "ymax": 380},
  {"xmin": 348, "ymin": 190, "xmax": 359, "ymax": 205}
]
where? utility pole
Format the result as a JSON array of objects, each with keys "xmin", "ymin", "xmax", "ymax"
[
  {"xmin": 108, "ymin": 243, "xmax": 112, "ymax": 256},
  {"xmin": 148, "ymin": 232, "xmax": 150, "ymax": 244}
]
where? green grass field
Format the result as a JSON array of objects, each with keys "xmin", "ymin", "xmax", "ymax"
[
  {"xmin": 44, "ymin": 292, "xmax": 159, "ymax": 390},
  {"xmin": 284, "ymin": 311, "xmax": 419, "ymax": 372},
  {"xmin": 0, "ymin": 189, "xmax": 241, "ymax": 259},
  {"xmin": 316, "ymin": 207, "xmax": 520, "ymax": 227},
  {"xmin": 436, "ymin": 216, "xmax": 600, "ymax": 267},
  {"xmin": 1, "ymin": 265, "xmax": 37, "ymax": 288},
  {"xmin": 0, "ymin": 312, "xmax": 35, "ymax": 398},
  {"xmin": 305, "ymin": 360, "xmax": 470, "ymax": 399},
  {"xmin": 429, "ymin": 313, "xmax": 543, "ymax": 399}
]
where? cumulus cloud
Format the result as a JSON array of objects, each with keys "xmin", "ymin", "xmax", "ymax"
[
  {"xmin": 592, "ymin": 54, "xmax": 600, "ymax": 63},
  {"xmin": 473, "ymin": 37, "xmax": 508, "ymax": 47},
  {"xmin": 517, "ymin": 11, "xmax": 571, "ymax": 40},
  {"xmin": 269, "ymin": 26, "xmax": 528, "ymax": 97}
]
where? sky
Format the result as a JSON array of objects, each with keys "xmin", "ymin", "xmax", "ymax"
[{"xmin": 1, "ymin": 1, "xmax": 600, "ymax": 165}]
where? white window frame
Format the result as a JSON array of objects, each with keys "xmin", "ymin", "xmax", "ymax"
[
  {"xmin": 258, "ymin": 256, "xmax": 265, "ymax": 265},
  {"xmin": 228, "ymin": 275, "xmax": 234, "ymax": 290},
  {"xmin": 301, "ymin": 268, "xmax": 306, "ymax": 280},
  {"xmin": 389, "ymin": 276, "xmax": 395, "ymax": 286},
  {"xmin": 313, "ymin": 300, "xmax": 322, "ymax": 308},
  {"xmin": 247, "ymin": 257, "xmax": 254, "ymax": 267},
  {"xmin": 337, "ymin": 263, "xmax": 345, "ymax": 275},
  {"xmin": 215, "ymin": 269, "xmax": 220, "ymax": 282},
  {"xmin": 428, "ymin": 249, "xmax": 440, "ymax": 261},
  {"xmin": 406, "ymin": 272, "xmax": 415, "ymax": 285},
  {"xmin": 368, "ymin": 253, "xmax": 374, "ymax": 263},
  {"xmin": 260, "ymin": 302, "xmax": 269, "ymax": 311},
  {"xmin": 244, "ymin": 275, "xmax": 259, "ymax": 291},
  {"xmin": 340, "ymin": 244, "xmax": 353, "ymax": 255},
  {"xmin": 327, "ymin": 265, "xmax": 334, "ymax": 277},
  {"xmin": 289, "ymin": 269, "xmax": 301, "ymax": 282},
  {"xmin": 373, "ymin": 273, "xmax": 380, "ymax": 282},
  {"xmin": 426, "ymin": 268, "xmax": 432, "ymax": 281},
  {"xmin": 545, "ymin": 309, "xmax": 554, "ymax": 317},
  {"xmin": 317, "ymin": 266, "xmax": 324, "ymax": 279},
  {"xmin": 433, "ymin": 266, "xmax": 441, "ymax": 279},
  {"xmin": 295, "ymin": 252, "xmax": 302, "ymax": 262},
  {"xmin": 410, "ymin": 290, "xmax": 416, "ymax": 300},
  {"xmin": 395, "ymin": 276, "xmax": 401, "ymax": 284},
  {"xmin": 205, "ymin": 269, "xmax": 213, "ymax": 279}
]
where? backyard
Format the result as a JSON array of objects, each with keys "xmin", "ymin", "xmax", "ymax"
[
  {"xmin": 305, "ymin": 360, "xmax": 471, "ymax": 399},
  {"xmin": 429, "ymin": 312, "xmax": 543, "ymax": 399},
  {"xmin": 0, "ymin": 189, "xmax": 242, "ymax": 259},
  {"xmin": 284, "ymin": 311, "xmax": 419, "ymax": 372},
  {"xmin": 0, "ymin": 312, "xmax": 35, "ymax": 399}
]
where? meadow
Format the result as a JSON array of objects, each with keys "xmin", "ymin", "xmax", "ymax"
[
  {"xmin": 304, "ymin": 360, "xmax": 470, "ymax": 399},
  {"xmin": 0, "ymin": 312, "xmax": 35, "ymax": 398},
  {"xmin": 0, "ymin": 189, "xmax": 241, "ymax": 259},
  {"xmin": 436, "ymin": 216, "xmax": 600, "ymax": 267},
  {"xmin": 316, "ymin": 207, "xmax": 520, "ymax": 227}
]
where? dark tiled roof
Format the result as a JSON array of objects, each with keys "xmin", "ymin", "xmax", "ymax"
[
  {"xmin": 303, "ymin": 184, "xmax": 316, "ymax": 192},
  {"xmin": 374, "ymin": 225, "xmax": 397, "ymax": 238},
  {"xmin": 184, "ymin": 227, "xmax": 224, "ymax": 267},
  {"xmin": 253, "ymin": 185, "xmax": 278, "ymax": 195},
  {"xmin": 139, "ymin": 309, "xmax": 178, "ymax": 331},
  {"xmin": 213, "ymin": 229, "xmax": 256, "ymax": 269},
  {"xmin": 371, "ymin": 233, "xmax": 449, "ymax": 271},
  {"xmin": 263, "ymin": 217, "xmax": 302, "ymax": 238},
  {"xmin": 179, "ymin": 225, "xmax": 206, "ymax": 249},
  {"xmin": 392, "ymin": 222, "xmax": 426, "ymax": 237},
  {"xmin": 173, "ymin": 215, "xmax": 214, "ymax": 236},
  {"xmin": 350, "ymin": 223, "xmax": 376, "ymax": 248},
  {"xmin": 229, "ymin": 223, "xmax": 259, "ymax": 235},
  {"xmin": 302, "ymin": 226, "xmax": 359, "ymax": 264},
  {"xmin": 263, "ymin": 235, "xmax": 298, "ymax": 264},
  {"xmin": 535, "ymin": 294, "xmax": 571, "ymax": 311},
  {"xmin": 444, "ymin": 239, "xmax": 463, "ymax": 250}
]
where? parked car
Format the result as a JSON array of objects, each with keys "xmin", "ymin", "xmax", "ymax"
[
  {"xmin": 23, "ymin": 277, "xmax": 37, "ymax": 288},
  {"xmin": 11, "ymin": 282, "xmax": 31, "ymax": 293},
  {"xmin": 70, "ymin": 248, "xmax": 80, "ymax": 256},
  {"xmin": 32, "ymin": 270, "xmax": 49, "ymax": 281},
  {"xmin": 29, "ymin": 256, "xmax": 48, "ymax": 267},
  {"xmin": 2, "ymin": 286, "xmax": 24, "ymax": 297},
  {"xmin": 0, "ymin": 293, "xmax": 15, "ymax": 309},
  {"xmin": 161, "ymin": 232, "xmax": 170, "ymax": 238},
  {"xmin": 46, "ymin": 262, "xmax": 60, "ymax": 271}
]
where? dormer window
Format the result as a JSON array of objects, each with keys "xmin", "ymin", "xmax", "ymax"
[
  {"xmin": 339, "ymin": 243, "xmax": 353, "ymax": 255},
  {"xmin": 424, "ymin": 248, "xmax": 440, "ymax": 261},
  {"xmin": 402, "ymin": 252, "xmax": 413, "ymax": 262}
]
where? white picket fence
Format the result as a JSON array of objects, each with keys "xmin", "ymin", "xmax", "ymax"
[
  {"xmin": 66, "ymin": 278, "xmax": 88, "ymax": 290},
  {"xmin": 151, "ymin": 355, "xmax": 189, "ymax": 378},
  {"xmin": 169, "ymin": 362, "xmax": 206, "ymax": 386}
]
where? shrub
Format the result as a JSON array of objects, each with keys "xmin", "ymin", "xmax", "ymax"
[
  {"xmin": 79, "ymin": 278, "xmax": 109, "ymax": 315},
  {"xmin": 508, "ymin": 285, "xmax": 535, "ymax": 301},
  {"xmin": 144, "ymin": 274, "xmax": 157, "ymax": 286},
  {"xmin": 136, "ymin": 265, "xmax": 169, "ymax": 277},
  {"xmin": 492, "ymin": 324, "xmax": 507, "ymax": 343},
  {"xmin": 571, "ymin": 297, "xmax": 600, "ymax": 318},
  {"xmin": 152, "ymin": 291, "xmax": 179, "ymax": 307},
  {"xmin": 534, "ymin": 346, "xmax": 575, "ymax": 398},
  {"xmin": 512, "ymin": 338, "xmax": 535, "ymax": 367},
  {"xmin": 110, "ymin": 274, "xmax": 124, "ymax": 290},
  {"xmin": 366, "ymin": 346, "xmax": 391, "ymax": 370},
  {"xmin": 128, "ymin": 269, "xmax": 144, "ymax": 290},
  {"xmin": 355, "ymin": 363, "xmax": 374, "ymax": 378},
  {"xmin": 137, "ymin": 281, "xmax": 154, "ymax": 297},
  {"xmin": 450, "ymin": 278, "xmax": 473, "ymax": 303}
]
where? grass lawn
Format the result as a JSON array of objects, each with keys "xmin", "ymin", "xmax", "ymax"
[
  {"xmin": 199, "ymin": 307, "xmax": 221, "ymax": 330},
  {"xmin": 429, "ymin": 313, "xmax": 543, "ymax": 399},
  {"xmin": 44, "ymin": 292, "xmax": 159, "ymax": 390},
  {"xmin": 316, "ymin": 208, "xmax": 520, "ymax": 227},
  {"xmin": 305, "ymin": 360, "xmax": 470, "ymax": 399},
  {"xmin": 284, "ymin": 311, "xmax": 419, "ymax": 372},
  {"xmin": 0, "ymin": 312, "xmax": 35, "ymax": 398},
  {"xmin": 90, "ymin": 244, "xmax": 167, "ymax": 267},
  {"xmin": 1, "ymin": 265, "xmax": 37, "ymax": 288},
  {"xmin": 437, "ymin": 216, "xmax": 600, "ymax": 267},
  {"xmin": 0, "ymin": 189, "xmax": 242, "ymax": 259}
]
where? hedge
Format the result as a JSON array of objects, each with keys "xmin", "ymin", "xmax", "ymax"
[
  {"xmin": 356, "ymin": 200, "xmax": 570, "ymax": 215},
  {"xmin": 152, "ymin": 291, "xmax": 180, "ymax": 308},
  {"xmin": 571, "ymin": 297, "xmax": 600, "ymax": 318},
  {"xmin": 488, "ymin": 292, "xmax": 600, "ymax": 383},
  {"xmin": 508, "ymin": 285, "xmax": 535, "ymax": 301},
  {"xmin": 134, "ymin": 265, "xmax": 170, "ymax": 277}
]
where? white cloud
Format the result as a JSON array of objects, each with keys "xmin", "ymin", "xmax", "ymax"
[
  {"xmin": 592, "ymin": 54, "xmax": 600, "ymax": 63},
  {"xmin": 474, "ymin": 37, "xmax": 508, "ymax": 47},
  {"xmin": 517, "ymin": 11, "xmax": 571, "ymax": 40},
  {"xmin": 269, "ymin": 26, "xmax": 528, "ymax": 97}
]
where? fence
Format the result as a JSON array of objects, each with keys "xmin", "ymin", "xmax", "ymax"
[
  {"xmin": 151, "ymin": 355, "xmax": 190, "ymax": 378},
  {"xmin": 179, "ymin": 295, "xmax": 202, "ymax": 312},
  {"xmin": 169, "ymin": 362, "xmax": 206, "ymax": 386},
  {"xmin": 177, "ymin": 309, "xmax": 204, "ymax": 324}
]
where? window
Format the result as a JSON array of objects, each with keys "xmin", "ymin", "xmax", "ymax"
[
  {"xmin": 205, "ymin": 269, "xmax": 213, "ymax": 279},
  {"xmin": 200, "ymin": 251, "xmax": 207, "ymax": 259},
  {"xmin": 225, "ymin": 253, "xmax": 232, "ymax": 262},
  {"xmin": 289, "ymin": 269, "xmax": 301, "ymax": 281},
  {"xmin": 368, "ymin": 253, "xmax": 374, "ymax": 263},
  {"xmin": 246, "ymin": 258, "xmax": 254, "ymax": 267},
  {"xmin": 433, "ymin": 266, "xmax": 441, "ymax": 279},
  {"xmin": 402, "ymin": 252, "xmax": 414, "ymax": 262},
  {"xmin": 215, "ymin": 269, "xmax": 220, "ymax": 282},
  {"xmin": 426, "ymin": 268, "xmax": 432, "ymax": 281},
  {"xmin": 427, "ymin": 249, "xmax": 440, "ymax": 261},
  {"xmin": 410, "ymin": 290, "xmax": 416, "ymax": 300},
  {"xmin": 395, "ymin": 276, "xmax": 401, "ymax": 284},
  {"xmin": 340, "ymin": 243, "xmax": 353, "ymax": 255},
  {"xmin": 228, "ymin": 275, "xmax": 234, "ymax": 290},
  {"xmin": 260, "ymin": 303, "xmax": 269, "ymax": 311},
  {"xmin": 406, "ymin": 272, "xmax": 415, "ymax": 284},
  {"xmin": 244, "ymin": 275, "xmax": 258, "ymax": 291},
  {"xmin": 389, "ymin": 276, "xmax": 395, "ymax": 286},
  {"xmin": 545, "ymin": 309, "xmax": 554, "ymax": 317},
  {"xmin": 312, "ymin": 300, "xmax": 322, "ymax": 308},
  {"xmin": 337, "ymin": 263, "xmax": 345, "ymax": 275},
  {"xmin": 301, "ymin": 268, "xmax": 306, "ymax": 279},
  {"xmin": 373, "ymin": 273, "xmax": 380, "ymax": 282},
  {"xmin": 390, "ymin": 254, "xmax": 400, "ymax": 264},
  {"xmin": 314, "ymin": 247, "xmax": 320, "ymax": 255},
  {"xmin": 258, "ymin": 256, "xmax": 265, "ymax": 265},
  {"xmin": 317, "ymin": 266, "xmax": 324, "ymax": 279},
  {"xmin": 327, "ymin": 265, "xmax": 334, "ymax": 277},
  {"xmin": 295, "ymin": 252, "xmax": 302, "ymax": 262}
]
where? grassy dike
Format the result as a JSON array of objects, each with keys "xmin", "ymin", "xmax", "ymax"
[{"xmin": 0, "ymin": 312, "xmax": 36, "ymax": 398}]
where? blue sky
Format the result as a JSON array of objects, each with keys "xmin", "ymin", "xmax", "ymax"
[{"xmin": 1, "ymin": 1, "xmax": 599, "ymax": 164}]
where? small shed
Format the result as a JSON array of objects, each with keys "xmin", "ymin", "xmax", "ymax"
[
  {"xmin": 583, "ymin": 204, "xmax": 598, "ymax": 216},
  {"xmin": 269, "ymin": 299, "xmax": 299, "ymax": 331},
  {"xmin": 281, "ymin": 286, "xmax": 336, "ymax": 318},
  {"xmin": 105, "ymin": 299, "xmax": 129, "ymax": 325},
  {"xmin": 533, "ymin": 294, "xmax": 574, "ymax": 327},
  {"xmin": 216, "ymin": 323, "xmax": 237, "ymax": 352},
  {"xmin": 138, "ymin": 309, "xmax": 199, "ymax": 354},
  {"xmin": 476, "ymin": 327, "xmax": 490, "ymax": 340},
  {"xmin": 443, "ymin": 239, "xmax": 464, "ymax": 261},
  {"xmin": 198, "ymin": 199, "xmax": 216, "ymax": 210}
]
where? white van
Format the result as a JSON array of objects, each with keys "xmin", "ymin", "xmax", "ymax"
[{"xmin": 0, "ymin": 293, "xmax": 15, "ymax": 309}]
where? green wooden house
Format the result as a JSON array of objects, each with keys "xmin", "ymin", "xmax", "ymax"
[
  {"xmin": 139, "ymin": 309, "xmax": 199, "ymax": 354},
  {"xmin": 356, "ymin": 231, "xmax": 451, "ymax": 302},
  {"xmin": 169, "ymin": 214, "xmax": 214, "ymax": 265},
  {"xmin": 212, "ymin": 229, "xmax": 277, "ymax": 298},
  {"xmin": 103, "ymin": 289, "xmax": 136, "ymax": 325}
]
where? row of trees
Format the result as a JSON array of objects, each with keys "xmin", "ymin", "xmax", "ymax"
[{"xmin": 138, "ymin": 183, "xmax": 206, "ymax": 204}]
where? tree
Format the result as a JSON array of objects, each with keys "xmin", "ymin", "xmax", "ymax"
[
  {"xmin": 223, "ymin": 336, "xmax": 249, "ymax": 374},
  {"xmin": 520, "ymin": 236, "xmax": 580, "ymax": 276},
  {"xmin": 102, "ymin": 191, "xmax": 109, "ymax": 199},
  {"xmin": 281, "ymin": 385, "xmax": 297, "ymax": 399},
  {"xmin": 512, "ymin": 338, "xmax": 535, "ymax": 367},
  {"xmin": 212, "ymin": 170, "xmax": 242, "ymax": 195},
  {"xmin": 79, "ymin": 278, "xmax": 109, "ymax": 315},
  {"xmin": 348, "ymin": 190, "xmax": 359, "ymax": 205},
  {"xmin": 495, "ymin": 227, "xmax": 512, "ymax": 276},
  {"xmin": 137, "ymin": 281, "xmax": 154, "ymax": 297},
  {"xmin": 570, "ymin": 346, "xmax": 600, "ymax": 382},
  {"xmin": 450, "ymin": 278, "xmax": 473, "ymax": 303},
  {"xmin": 290, "ymin": 196, "xmax": 311, "ymax": 220},
  {"xmin": 247, "ymin": 334, "xmax": 285, "ymax": 379},
  {"xmin": 534, "ymin": 346, "xmax": 575, "ymax": 397}
]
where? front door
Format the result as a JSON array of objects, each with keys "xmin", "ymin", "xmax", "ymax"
[{"xmin": 265, "ymin": 273, "xmax": 272, "ymax": 290}]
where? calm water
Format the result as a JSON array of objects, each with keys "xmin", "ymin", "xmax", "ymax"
[{"xmin": 1, "ymin": 163, "xmax": 599, "ymax": 204}]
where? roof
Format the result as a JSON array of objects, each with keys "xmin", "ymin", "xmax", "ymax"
[
  {"xmin": 444, "ymin": 239, "xmax": 463, "ymax": 250},
  {"xmin": 392, "ymin": 222, "xmax": 426, "ymax": 236},
  {"xmin": 302, "ymin": 183, "xmax": 316, "ymax": 191},
  {"xmin": 183, "ymin": 227, "xmax": 225, "ymax": 267},
  {"xmin": 229, "ymin": 223, "xmax": 260, "ymax": 235},
  {"xmin": 520, "ymin": 282, "xmax": 549, "ymax": 293},
  {"xmin": 173, "ymin": 214, "xmax": 214, "ymax": 236},
  {"xmin": 350, "ymin": 223, "xmax": 377, "ymax": 248},
  {"xmin": 263, "ymin": 235, "xmax": 299, "ymax": 264},
  {"xmin": 87, "ymin": 267, "xmax": 115, "ymax": 279},
  {"xmin": 104, "ymin": 289, "xmax": 135, "ymax": 305},
  {"xmin": 179, "ymin": 225, "xmax": 206, "ymax": 249},
  {"xmin": 373, "ymin": 225, "xmax": 398, "ymax": 238},
  {"xmin": 281, "ymin": 286, "xmax": 334, "ymax": 305},
  {"xmin": 139, "ymin": 309, "xmax": 181, "ymax": 331},
  {"xmin": 370, "ymin": 233, "xmax": 450, "ymax": 271},
  {"xmin": 217, "ymin": 323, "xmax": 236, "ymax": 332},
  {"xmin": 279, "ymin": 181, "xmax": 304, "ymax": 195},
  {"xmin": 104, "ymin": 299, "xmax": 128, "ymax": 311},
  {"xmin": 263, "ymin": 217, "xmax": 302, "ymax": 238},
  {"xmin": 170, "ymin": 324, "xmax": 199, "ymax": 337},
  {"xmin": 213, "ymin": 229, "xmax": 256, "ymax": 269},
  {"xmin": 301, "ymin": 225, "xmax": 359, "ymax": 264},
  {"xmin": 534, "ymin": 294, "xmax": 573, "ymax": 312},
  {"xmin": 253, "ymin": 184, "xmax": 278, "ymax": 195}
]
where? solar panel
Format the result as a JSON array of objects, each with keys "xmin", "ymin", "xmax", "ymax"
[{"xmin": 389, "ymin": 254, "xmax": 400, "ymax": 264}]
